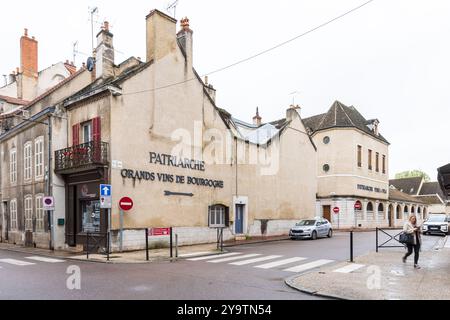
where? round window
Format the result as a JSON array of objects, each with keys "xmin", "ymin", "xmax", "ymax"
[
  {"xmin": 323, "ymin": 136, "xmax": 331, "ymax": 144},
  {"xmin": 323, "ymin": 164, "xmax": 330, "ymax": 172}
]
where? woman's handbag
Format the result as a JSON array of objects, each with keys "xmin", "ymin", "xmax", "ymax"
[{"xmin": 399, "ymin": 232, "xmax": 414, "ymax": 245}]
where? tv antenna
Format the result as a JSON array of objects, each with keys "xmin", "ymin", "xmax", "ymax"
[
  {"xmin": 89, "ymin": 7, "xmax": 99, "ymax": 52},
  {"xmin": 289, "ymin": 91, "xmax": 301, "ymax": 106},
  {"xmin": 166, "ymin": 0, "xmax": 179, "ymax": 19},
  {"xmin": 72, "ymin": 41, "xmax": 79, "ymax": 66}
]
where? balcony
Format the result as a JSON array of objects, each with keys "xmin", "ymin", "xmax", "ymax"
[{"xmin": 55, "ymin": 141, "xmax": 109, "ymax": 174}]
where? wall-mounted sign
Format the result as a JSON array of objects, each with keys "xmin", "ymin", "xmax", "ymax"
[
  {"xmin": 357, "ymin": 184, "xmax": 387, "ymax": 194},
  {"xmin": 150, "ymin": 152, "xmax": 205, "ymax": 172},
  {"xmin": 354, "ymin": 201, "xmax": 362, "ymax": 210},
  {"xmin": 43, "ymin": 197, "xmax": 55, "ymax": 211},
  {"xmin": 149, "ymin": 228, "xmax": 171, "ymax": 236},
  {"xmin": 333, "ymin": 207, "xmax": 340, "ymax": 214}
]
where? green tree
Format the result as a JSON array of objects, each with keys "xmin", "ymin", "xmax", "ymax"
[{"xmin": 395, "ymin": 170, "xmax": 431, "ymax": 182}]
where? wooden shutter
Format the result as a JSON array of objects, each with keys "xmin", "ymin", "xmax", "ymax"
[
  {"xmin": 92, "ymin": 117, "xmax": 101, "ymax": 143},
  {"xmin": 72, "ymin": 124, "xmax": 80, "ymax": 146}
]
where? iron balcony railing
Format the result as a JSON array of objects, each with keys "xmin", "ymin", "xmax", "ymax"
[{"xmin": 55, "ymin": 141, "xmax": 109, "ymax": 173}]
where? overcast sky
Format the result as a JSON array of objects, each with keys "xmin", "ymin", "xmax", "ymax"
[{"xmin": 1, "ymin": 0, "xmax": 449, "ymax": 180}]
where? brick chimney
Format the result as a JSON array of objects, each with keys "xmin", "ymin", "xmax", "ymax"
[
  {"xmin": 177, "ymin": 17, "xmax": 194, "ymax": 71},
  {"xmin": 253, "ymin": 107, "xmax": 262, "ymax": 127},
  {"xmin": 95, "ymin": 21, "xmax": 115, "ymax": 79},
  {"xmin": 146, "ymin": 9, "xmax": 177, "ymax": 62},
  {"xmin": 20, "ymin": 28, "xmax": 38, "ymax": 78}
]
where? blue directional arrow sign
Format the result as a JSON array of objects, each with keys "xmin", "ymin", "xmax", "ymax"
[
  {"xmin": 100, "ymin": 184, "xmax": 112, "ymax": 197},
  {"xmin": 100, "ymin": 184, "xmax": 112, "ymax": 209}
]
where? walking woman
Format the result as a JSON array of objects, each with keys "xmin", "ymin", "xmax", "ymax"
[{"xmin": 402, "ymin": 215, "xmax": 422, "ymax": 269}]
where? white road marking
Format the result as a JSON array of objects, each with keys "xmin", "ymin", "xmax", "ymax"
[
  {"xmin": 179, "ymin": 252, "xmax": 212, "ymax": 258},
  {"xmin": 333, "ymin": 264, "xmax": 365, "ymax": 274},
  {"xmin": 283, "ymin": 259, "xmax": 334, "ymax": 273},
  {"xmin": 254, "ymin": 257, "xmax": 307, "ymax": 269},
  {"xmin": 229, "ymin": 255, "xmax": 282, "ymax": 266},
  {"xmin": 187, "ymin": 252, "xmax": 242, "ymax": 261},
  {"xmin": 0, "ymin": 259, "xmax": 36, "ymax": 266},
  {"xmin": 25, "ymin": 256, "xmax": 65, "ymax": 263},
  {"xmin": 207, "ymin": 254, "xmax": 261, "ymax": 263}
]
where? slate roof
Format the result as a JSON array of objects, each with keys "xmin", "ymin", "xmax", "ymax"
[
  {"xmin": 303, "ymin": 101, "xmax": 389, "ymax": 144},
  {"xmin": 389, "ymin": 177, "xmax": 423, "ymax": 195},
  {"xmin": 389, "ymin": 188, "xmax": 425, "ymax": 204}
]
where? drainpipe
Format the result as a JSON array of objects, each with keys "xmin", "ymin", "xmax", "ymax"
[{"xmin": 47, "ymin": 114, "xmax": 54, "ymax": 250}]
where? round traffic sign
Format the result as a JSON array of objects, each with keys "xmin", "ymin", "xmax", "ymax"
[
  {"xmin": 333, "ymin": 207, "xmax": 340, "ymax": 214},
  {"xmin": 119, "ymin": 197, "xmax": 134, "ymax": 211},
  {"xmin": 354, "ymin": 201, "xmax": 362, "ymax": 210}
]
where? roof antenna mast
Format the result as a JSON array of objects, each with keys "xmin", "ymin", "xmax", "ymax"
[
  {"xmin": 89, "ymin": 7, "xmax": 99, "ymax": 53},
  {"xmin": 167, "ymin": 0, "xmax": 179, "ymax": 19}
]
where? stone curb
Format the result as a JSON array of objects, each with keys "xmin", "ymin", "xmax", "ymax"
[
  {"xmin": 284, "ymin": 274, "xmax": 348, "ymax": 301},
  {"xmin": 0, "ymin": 245, "xmax": 227, "ymax": 265}
]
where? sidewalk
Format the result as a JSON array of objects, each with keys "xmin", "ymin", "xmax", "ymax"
[
  {"xmin": 286, "ymin": 239, "xmax": 450, "ymax": 300},
  {"xmin": 0, "ymin": 242, "xmax": 222, "ymax": 264}
]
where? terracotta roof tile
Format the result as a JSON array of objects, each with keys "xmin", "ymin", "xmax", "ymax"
[{"xmin": 0, "ymin": 95, "xmax": 30, "ymax": 106}]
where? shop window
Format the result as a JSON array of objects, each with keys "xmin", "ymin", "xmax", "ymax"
[
  {"xmin": 24, "ymin": 195, "xmax": 33, "ymax": 231},
  {"xmin": 10, "ymin": 199, "xmax": 18, "ymax": 231},
  {"xmin": 208, "ymin": 205, "xmax": 229, "ymax": 228},
  {"xmin": 35, "ymin": 136, "xmax": 44, "ymax": 179},
  {"xmin": 10, "ymin": 148, "xmax": 17, "ymax": 184},
  {"xmin": 367, "ymin": 202, "xmax": 374, "ymax": 212},
  {"xmin": 82, "ymin": 200, "xmax": 101, "ymax": 233},
  {"xmin": 35, "ymin": 195, "xmax": 45, "ymax": 232}
]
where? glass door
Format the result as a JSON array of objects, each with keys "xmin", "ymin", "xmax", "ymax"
[{"xmin": 81, "ymin": 200, "xmax": 101, "ymax": 233}]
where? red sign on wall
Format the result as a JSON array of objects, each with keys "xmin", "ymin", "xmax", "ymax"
[
  {"xmin": 149, "ymin": 228, "xmax": 171, "ymax": 236},
  {"xmin": 119, "ymin": 197, "xmax": 134, "ymax": 211},
  {"xmin": 333, "ymin": 207, "xmax": 340, "ymax": 214},
  {"xmin": 354, "ymin": 201, "xmax": 362, "ymax": 210}
]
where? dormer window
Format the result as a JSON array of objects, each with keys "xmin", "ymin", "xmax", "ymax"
[{"xmin": 367, "ymin": 119, "xmax": 380, "ymax": 136}]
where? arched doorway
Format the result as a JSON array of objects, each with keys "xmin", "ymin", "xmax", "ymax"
[
  {"xmin": 388, "ymin": 204, "xmax": 394, "ymax": 227},
  {"xmin": 404, "ymin": 205, "xmax": 409, "ymax": 219},
  {"xmin": 367, "ymin": 202, "xmax": 374, "ymax": 221},
  {"xmin": 396, "ymin": 205, "xmax": 402, "ymax": 220},
  {"xmin": 411, "ymin": 206, "xmax": 416, "ymax": 215},
  {"xmin": 423, "ymin": 208, "xmax": 428, "ymax": 221}
]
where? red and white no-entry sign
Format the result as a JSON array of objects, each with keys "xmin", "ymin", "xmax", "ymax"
[
  {"xmin": 354, "ymin": 201, "xmax": 362, "ymax": 210},
  {"xmin": 333, "ymin": 207, "xmax": 340, "ymax": 214},
  {"xmin": 119, "ymin": 197, "xmax": 134, "ymax": 211}
]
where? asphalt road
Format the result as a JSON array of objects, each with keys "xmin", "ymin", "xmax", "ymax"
[{"xmin": 0, "ymin": 231, "xmax": 442, "ymax": 300}]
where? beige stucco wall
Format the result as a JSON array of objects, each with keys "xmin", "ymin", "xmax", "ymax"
[{"xmin": 313, "ymin": 128, "xmax": 389, "ymax": 200}]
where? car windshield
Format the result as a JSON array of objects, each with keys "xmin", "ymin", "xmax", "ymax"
[
  {"xmin": 427, "ymin": 215, "xmax": 446, "ymax": 223},
  {"xmin": 296, "ymin": 220, "xmax": 316, "ymax": 226}
]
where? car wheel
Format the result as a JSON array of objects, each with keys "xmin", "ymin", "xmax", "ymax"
[
  {"xmin": 311, "ymin": 231, "xmax": 317, "ymax": 240},
  {"xmin": 327, "ymin": 229, "xmax": 333, "ymax": 238}
]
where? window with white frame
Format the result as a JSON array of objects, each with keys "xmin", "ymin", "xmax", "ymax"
[
  {"xmin": 208, "ymin": 205, "xmax": 228, "ymax": 228},
  {"xmin": 24, "ymin": 142, "xmax": 32, "ymax": 181},
  {"xmin": 10, "ymin": 199, "xmax": 18, "ymax": 230},
  {"xmin": 35, "ymin": 195, "xmax": 45, "ymax": 232},
  {"xmin": 24, "ymin": 196, "xmax": 33, "ymax": 231},
  {"xmin": 35, "ymin": 136, "xmax": 44, "ymax": 179},
  {"xmin": 10, "ymin": 148, "xmax": 17, "ymax": 184}
]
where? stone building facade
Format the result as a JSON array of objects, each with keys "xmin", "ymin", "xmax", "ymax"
[
  {"xmin": 304, "ymin": 101, "xmax": 427, "ymax": 229},
  {"xmin": 51, "ymin": 10, "xmax": 318, "ymax": 251}
]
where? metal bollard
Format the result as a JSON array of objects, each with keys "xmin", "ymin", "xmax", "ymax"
[
  {"xmin": 350, "ymin": 231, "xmax": 354, "ymax": 263},
  {"xmin": 86, "ymin": 232, "xmax": 89, "ymax": 260},
  {"xmin": 376, "ymin": 228, "xmax": 379, "ymax": 253},
  {"xmin": 145, "ymin": 229, "xmax": 149, "ymax": 261},
  {"xmin": 175, "ymin": 234, "xmax": 178, "ymax": 259}
]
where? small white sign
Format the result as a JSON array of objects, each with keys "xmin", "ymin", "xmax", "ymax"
[
  {"xmin": 43, "ymin": 197, "xmax": 55, "ymax": 211},
  {"xmin": 100, "ymin": 196, "xmax": 112, "ymax": 209},
  {"xmin": 112, "ymin": 160, "xmax": 123, "ymax": 169}
]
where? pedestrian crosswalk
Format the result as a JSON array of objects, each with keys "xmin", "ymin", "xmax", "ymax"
[
  {"xmin": 0, "ymin": 256, "xmax": 66, "ymax": 268},
  {"xmin": 186, "ymin": 252, "xmax": 368, "ymax": 275}
]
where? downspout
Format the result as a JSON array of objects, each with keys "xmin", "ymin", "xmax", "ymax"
[{"xmin": 47, "ymin": 114, "xmax": 54, "ymax": 250}]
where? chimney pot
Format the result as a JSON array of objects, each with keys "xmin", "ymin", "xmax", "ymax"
[
  {"xmin": 180, "ymin": 17, "xmax": 190, "ymax": 30},
  {"xmin": 103, "ymin": 21, "xmax": 110, "ymax": 31},
  {"xmin": 253, "ymin": 107, "xmax": 262, "ymax": 126},
  {"xmin": 24, "ymin": 28, "xmax": 28, "ymax": 36}
]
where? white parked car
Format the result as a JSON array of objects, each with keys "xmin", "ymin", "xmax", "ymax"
[
  {"xmin": 289, "ymin": 218, "xmax": 333, "ymax": 240},
  {"xmin": 422, "ymin": 214, "xmax": 450, "ymax": 236}
]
